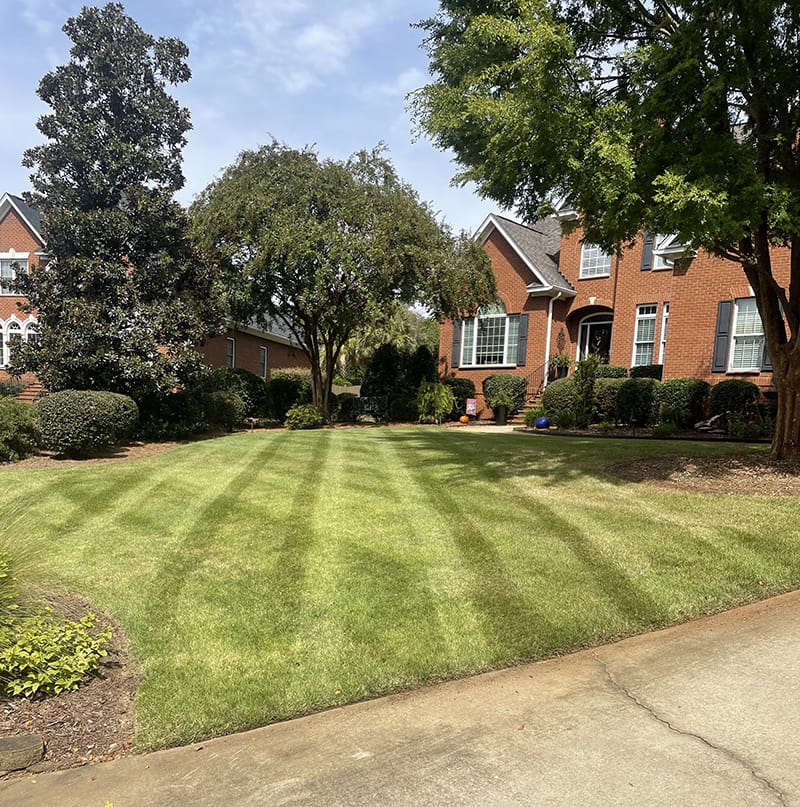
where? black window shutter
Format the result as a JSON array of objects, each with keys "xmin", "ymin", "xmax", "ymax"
[
  {"xmin": 762, "ymin": 342, "xmax": 773, "ymax": 372},
  {"xmin": 450, "ymin": 320, "xmax": 461, "ymax": 369},
  {"xmin": 640, "ymin": 231, "xmax": 655, "ymax": 271},
  {"xmin": 712, "ymin": 300, "xmax": 733, "ymax": 373},
  {"xmin": 516, "ymin": 314, "xmax": 529, "ymax": 366}
]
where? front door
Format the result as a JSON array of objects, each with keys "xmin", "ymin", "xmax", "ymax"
[{"xmin": 579, "ymin": 317, "xmax": 613, "ymax": 363}]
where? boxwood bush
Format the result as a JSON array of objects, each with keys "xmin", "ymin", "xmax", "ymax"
[
  {"xmin": 201, "ymin": 391, "xmax": 245, "ymax": 432},
  {"xmin": 595, "ymin": 364, "xmax": 628, "ymax": 378},
  {"xmin": 203, "ymin": 367, "xmax": 269, "ymax": 418},
  {"xmin": 709, "ymin": 379, "xmax": 760, "ymax": 420},
  {"xmin": 629, "ymin": 364, "xmax": 664, "ymax": 380},
  {"xmin": 37, "ymin": 390, "xmax": 139, "ymax": 457},
  {"xmin": 0, "ymin": 398, "xmax": 40, "ymax": 462},
  {"xmin": 617, "ymin": 378, "xmax": 661, "ymax": 428},
  {"xmin": 540, "ymin": 377, "xmax": 578, "ymax": 419},
  {"xmin": 658, "ymin": 378, "xmax": 710, "ymax": 428},
  {"xmin": 268, "ymin": 368, "xmax": 312, "ymax": 421},
  {"xmin": 483, "ymin": 374, "xmax": 527, "ymax": 416},
  {"xmin": 592, "ymin": 378, "xmax": 626, "ymax": 424}
]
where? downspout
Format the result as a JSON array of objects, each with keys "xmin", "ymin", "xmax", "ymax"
[{"xmin": 542, "ymin": 291, "xmax": 563, "ymax": 390}]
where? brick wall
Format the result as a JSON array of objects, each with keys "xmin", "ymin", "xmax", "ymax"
[{"xmin": 198, "ymin": 327, "xmax": 310, "ymax": 378}]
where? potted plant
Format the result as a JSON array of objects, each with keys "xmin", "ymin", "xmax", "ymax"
[
  {"xmin": 482, "ymin": 374, "xmax": 527, "ymax": 425},
  {"xmin": 549, "ymin": 353, "xmax": 573, "ymax": 380},
  {"xmin": 488, "ymin": 392, "xmax": 515, "ymax": 425}
]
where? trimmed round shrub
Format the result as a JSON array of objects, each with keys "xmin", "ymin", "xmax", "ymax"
[
  {"xmin": 658, "ymin": 378, "xmax": 710, "ymax": 428},
  {"xmin": 203, "ymin": 367, "xmax": 270, "ymax": 418},
  {"xmin": 335, "ymin": 393, "xmax": 360, "ymax": 423},
  {"xmin": 442, "ymin": 376, "xmax": 476, "ymax": 420},
  {"xmin": 37, "ymin": 390, "xmax": 139, "ymax": 457},
  {"xmin": 592, "ymin": 377, "xmax": 625, "ymax": 423},
  {"xmin": 709, "ymin": 379, "xmax": 760, "ymax": 420},
  {"xmin": 483, "ymin": 374, "xmax": 527, "ymax": 415},
  {"xmin": 268, "ymin": 367, "xmax": 312, "ymax": 421},
  {"xmin": 285, "ymin": 403, "xmax": 323, "ymax": 430},
  {"xmin": 0, "ymin": 398, "xmax": 40, "ymax": 462},
  {"xmin": 629, "ymin": 364, "xmax": 663, "ymax": 380},
  {"xmin": 595, "ymin": 364, "xmax": 628, "ymax": 378},
  {"xmin": 617, "ymin": 378, "xmax": 661, "ymax": 427},
  {"xmin": 541, "ymin": 377, "xmax": 578, "ymax": 419},
  {"xmin": 201, "ymin": 391, "xmax": 245, "ymax": 431}
]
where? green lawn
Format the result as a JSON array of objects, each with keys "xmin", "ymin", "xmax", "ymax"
[{"xmin": 4, "ymin": 428, "xmax": 798, "ymax": 749}]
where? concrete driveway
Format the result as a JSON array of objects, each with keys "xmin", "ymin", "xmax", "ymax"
[{"xmin": 2, "ymin": 591, "xmax": 798, "ymax": 807}]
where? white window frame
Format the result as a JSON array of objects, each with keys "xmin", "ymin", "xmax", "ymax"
[
  {"xmin": 658, "ymin": 302, "xmax": 669, "ymax": 364},
  {"xmin": 0, "ymin": 252, "xmax": 29, "ymax": 295},
  {"xmin": 729, "ymin": 297, "xmax": 764, "ymax": 372},
  {"xmin": 632, "ymin": 304, "xmax": 658, "ymax": 366},
  {"xmin": 226, "ymin": 337, "xmax": 236, "ymax": 369},
  {"xmin": 460, "ymin": 305, "xmax": 520, "ymax": 367},
  {"xmin": 579, "ymin": 243, "xmax": 612, "ymax": 278}
]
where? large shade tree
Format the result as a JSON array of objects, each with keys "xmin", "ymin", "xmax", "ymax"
[
  {"xmin": 413, "ymin": 0, "xmax": 800, "ymax": 459},
  {"xmin": 12, "ymin": 3, "xmax": 222, "ymax": 400},
  {"xmin": 190, "ymin": 142, "xmax": 495, "ymax": 416}
]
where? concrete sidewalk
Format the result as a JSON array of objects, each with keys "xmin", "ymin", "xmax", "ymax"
[{"xmin": 2, "ymin": 592, "xmax": 799, "ymax": 807}]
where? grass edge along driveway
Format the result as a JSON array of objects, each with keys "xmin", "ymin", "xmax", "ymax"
[{"xmin": 5, "ymin": 428, "xmax": 796, "ymax": 750}]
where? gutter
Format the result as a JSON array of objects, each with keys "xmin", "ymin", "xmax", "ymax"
[{"xmin": 542, "ymin": 291, "xmax": 563, "ymax": 390}]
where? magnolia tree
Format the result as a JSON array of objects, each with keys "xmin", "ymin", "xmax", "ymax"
[
  {"xmin": 12, "ymin": 3, "xmax": 221, "ymax": 400},
  {"xmin": 414, "ymin": 0, "xmax": 800, "ymax": 459},
  {"xmin": 190, "ymin": 142, "xmax": 495, "ymax": 416}
]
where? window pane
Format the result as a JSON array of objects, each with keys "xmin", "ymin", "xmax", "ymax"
[
  {"xmin": 461, "ymin": 319, "xmax": 475, "ymax": 365},
  {"xmin": 580, "ymin": 244, "xmax": 612, "ymax": 277},
  {"xmin": 506, "ymin": 315, "xmax": 519, "ymax": 365},
  {"xmin": 476, "ymin": 315, "xmax": 506, "ymax": 365},
  {"xmin": 735, "ymin": 298, "xmax": 762, "ymax": 335},
  {"xmin": 633, "ymin": 304, "xmax": 657, "ymax": 366}
]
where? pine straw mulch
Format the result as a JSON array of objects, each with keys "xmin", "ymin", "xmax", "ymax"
[{"xmin": 0, "ymin": 591, "xmax": 140, "ymax": 779}]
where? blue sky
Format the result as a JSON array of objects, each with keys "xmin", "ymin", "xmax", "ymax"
[{"xmin": 0, "ymin": 0, "xmax": 492, "ymax": 235}]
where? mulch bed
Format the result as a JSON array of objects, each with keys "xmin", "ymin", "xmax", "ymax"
[{"xmin": 0, "ymin": 592, "xmax": 140, "ymax": 779}]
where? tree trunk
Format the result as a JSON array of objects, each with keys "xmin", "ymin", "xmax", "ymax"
[{"xmin": 771, "ymin": 369, "xmax": 800, "ymax": 460}]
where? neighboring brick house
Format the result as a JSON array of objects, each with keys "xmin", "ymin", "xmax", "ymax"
[
  {"xmin": 440, "ymin": 210, "xmax": 779, "ymax": 415},
  {"xmin": 0, "ymin": 191, "xmax": 308, "ymax": 390}
]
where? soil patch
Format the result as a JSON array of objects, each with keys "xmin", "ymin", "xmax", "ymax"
[
  {"xmin": 0, "ymin": 591, "xmax": 139, "ymax": 778},
  {"xmin": 610, "ymin": 454, "xmax": 800, "ymax": 495}
]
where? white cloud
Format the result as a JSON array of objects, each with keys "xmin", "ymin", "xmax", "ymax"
[{"xmin": 369, "ymin": 67, "xmax": 427, "ymax": 98}]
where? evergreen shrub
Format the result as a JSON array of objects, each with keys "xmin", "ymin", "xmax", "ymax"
[
  {"xmin": 37, "ymin": 390, "xmax": 138, "ymax": 456},
  {"xmin": 708, "ymin": 379, "xmax": 760, "ymax": 420},
  {"xmin": 595, "ymin": 364, "xmax": 628, "ymax": 378},
  {"xmin": 540, "ymin": 377, "xmax": 578, "ymax": 419},
  {"xmin": 617, "ymin": 378, "xmax": 661, "ymax": 427},
  {"xmin": 629, "ymin": 364, "xmax": 664, "ymax": 380},
  {"xmin": 0, "ymin": 398, "xmax": 40, "ymax": 462},
  {"xmin": 592, "ymin": 378, "xmax": 625, "ymax": 424},
  {"xmin": 285, "ymin": 403, "xmax": 323, "ymax": 430},
  {"xmin": 441, "ymin": 376, "xmax": 476, "ymax": 419},
  {"xmin": 658, "ymin": 378, "xmax": 710, "ymax": 427},
  {"xmin": 482, "ymin": 374, "xmax": 527, "ymax": 415},
  {"xmin": 268, "ymin": 367, "xmax": 312, "ymax": 421}
]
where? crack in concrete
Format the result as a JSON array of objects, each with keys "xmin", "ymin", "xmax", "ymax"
[{"xmin": 594, "ymin": 656, "xmax": 787, "ymax": 807}]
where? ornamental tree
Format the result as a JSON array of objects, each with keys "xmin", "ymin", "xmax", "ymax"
[
  {"xmin": 413, "ymin": 0, "xmax": 800, "ymax": 459},
  {"xmin": 190, "ymin": 142, "xmax": 495, "ymax": 416},
  {"xmin": 11, "ymin": 3, "xmax": 222, "ymax": 401}
]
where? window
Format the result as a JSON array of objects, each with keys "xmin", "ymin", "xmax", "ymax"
[
  {"xmin": 579, "ymin": 243, "xmax": 612, "ymax": 278},
  {"xmin": 730, "ymin": 297, "xmax": 764, "ymax": 371},
  {"xmin": 3, "ymin": 321, "xmax": 22, "ymax": 367},
  {"xmin": 226, "ymin": 337, "xmax": 236, "ymax": 368},
  {"xmin": 658, "ymin": 303, "xmax": 669, "ymax": 364},
  {"xmin": 0, "ymin": 258, "xmax": 27, "ymax": 294},
  {"xmin": 258, "ymin": 346, "xmax": 268, "ymax": 378},
  {"xmin": 632, "ymin": 304, "xmax": 658, "ymax": 366},
  {"xmin": 460, "ymin": 304, "xmax": 520, "ymax": 366},
  {"xmin": 653, "ymin": 235, "xmax": 672, "ymax": 270}
]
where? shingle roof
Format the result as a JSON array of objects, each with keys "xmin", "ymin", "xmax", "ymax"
[
  {"xmin": 490, "ymin": 214, "xmax": 575, "ymax": 295},
  {"xmin": 8, "ymin": 194, "xmax": 43, "ymax": 239}
]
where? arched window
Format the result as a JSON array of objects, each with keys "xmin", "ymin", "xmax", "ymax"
[
  {"xmin": 24, "ymin": 322, "xmax": 39, "ymax": 346},
  {"xmin": 4, "ymin": 321, "xmax": 21, "ymax": 368},
  {"xmin": 461, "ymin": 303, "xmax": 521, "ymax": 366}
]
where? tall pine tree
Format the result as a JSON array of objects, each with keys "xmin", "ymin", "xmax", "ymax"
[{"xmin": 12, "ymin": 3, "xmax": 221, "ymax": 401}]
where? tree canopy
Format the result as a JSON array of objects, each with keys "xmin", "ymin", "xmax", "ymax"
[
  {"xmin": 190, "ymin": 142, "xmax": 495, "ymax": 414},
  {"xmin": 414, "ymin": 0, "xmax": 800, "ymax": 458},
  {"xmin": 12, "ymin": 3, "xmax": 222, "ymax": 400}
]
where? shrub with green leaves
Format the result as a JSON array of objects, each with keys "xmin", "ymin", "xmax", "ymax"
[
  {"xmin": 572, "ymin": 354, "xmax": 601, "ymax": 427},
  {"xmin": 285, "ymin": 403, "xmax": 323, "ymax": 430},
  {"xmin": 658, "ymin": 378, "xmax": 710, "ymax": 428},
  {"xmin": 0, "ymin": 397, "xmax": 40, "ymax": 462},
  {"xmin": 0, "ymin": 380, "xmax": 24, "ymax": 397},
  {"xmin": 483, "ymin": 374, "xmax": 527, "ymax": 415},
  {"xmin": 0, "ymin": 609, "xmax": 111, "ymax": 698},
  {"xmin": 388, "ymin": 396, "xmax": 419, "ymax": 423},
  {"xmin": 709, "ymin": 379, "xmax": 760, "ymax": 420},
  {"xmin": 629, "ymin": 364, "xmax": 664, "ymax": 380},
  {"xmin": 0, "ymin": 552, "xmax": 18, "ymax": 628},
  {"xmin": 203, "ymin": 367, "xmax": 270, "ymax": 418},
  {"xmin": 37, "ymin": 390, "xmax": 138, "ymax": 457},
  {"xmin": 268, "ymin": 368, "xmax": 312, "ymax": 421},
  {"xmin": 201, "ymin": 391, "xmax": 245, "ymax": 432},
  {"xmin": 592, "ymin": 377, "xmax": 625, "ymax": 424},
  {"xmin": 617, "ymin": 378, "xmax": 661, "ymax": 428},
  {"xmin": 595, "ymin": 364, "xmax": 628, "ymax": 378},
  {"xmin": 335, "ymin": 393, "xmax": 360, "ymax": 423},
  {"xmin": 541, "ymin": 377, "xmax": 578, "ymax": 419},
  {"xmin": 442, "ymin": 376, "xmax": 476, "ymax": 420},
  {"xmin": 416, "ymin": 381, "xmax": 456, "ymax": 423}
]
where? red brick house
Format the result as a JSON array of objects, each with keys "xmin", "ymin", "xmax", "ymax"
[
  {"xmin": 0, "ymin": 192, "xmax": 307, "ymax": 391},
  {"xmin": 440, "ymin": 209, "xmax": 779, "ymax": 415}
]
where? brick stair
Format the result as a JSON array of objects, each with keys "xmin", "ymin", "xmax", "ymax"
[{"xmin": 14, "ymin": 381, "xmax": 45, "ymax": 403}]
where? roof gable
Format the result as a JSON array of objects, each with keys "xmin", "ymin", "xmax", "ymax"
[{"xmin": 0, "ymin": 193, "xmax": 44, "ymax": 245}]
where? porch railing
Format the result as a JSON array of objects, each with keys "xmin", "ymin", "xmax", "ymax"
[{"xmin": 524, "ymin": 362, "xmax": 549, "ymax": 404}]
